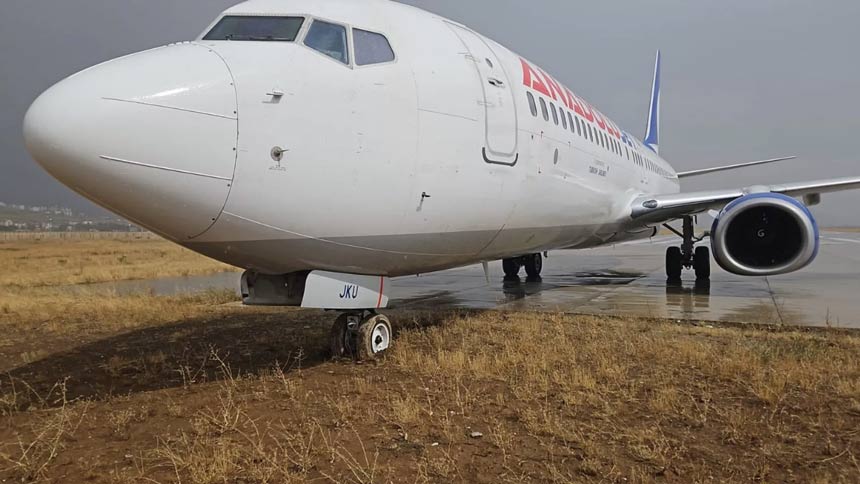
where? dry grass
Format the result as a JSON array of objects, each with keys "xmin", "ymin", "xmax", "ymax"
[
  {"xmin": 0, "ymin": 239, "xmax": 858, "ymax": 482},
  {"xmin": 0, "ymin": 286, "xmax": 236, "ymax": 355},
  {"xmin": 0, "ymin": 309, "xmax": 857, "ymax": 482},
  {"xmin": 0, "ymin": 238, "xmax": 237, "ymax": 288},
  {"xmin": 0, "ymin": 381, "xmax": 90, "ymax": 481},
  {"xmin": 0, "ymin": 237, "xmax": 238, "ymax": 356},
  {"xmin": 98, "ymin": 310, "xmax": 857, "ymax": 483}
]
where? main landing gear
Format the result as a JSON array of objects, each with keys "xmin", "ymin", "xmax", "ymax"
[
  {"xmin": 503, "ymin": 253, "xmax": 544, "ymax": 279},
  {"xmin": 330, "ymin": 311, "xmax": 392, "ymax": 361},
  {"xmin": 664, "ymin": 216, "xmax": 711, "ymax": 282}
]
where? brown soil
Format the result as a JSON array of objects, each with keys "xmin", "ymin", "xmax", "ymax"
[{"xmin": 0, "ymin": 305, "xmax": 858, "ymax": 483}]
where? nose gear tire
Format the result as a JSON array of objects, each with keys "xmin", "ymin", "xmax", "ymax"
[{"xmin": 356, "ymin": 314, "xmax": 393, "ymax": 361}]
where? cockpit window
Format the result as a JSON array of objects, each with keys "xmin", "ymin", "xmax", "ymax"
[
  {"xmin": 304, "ymin": 20, "xmax": 349, "ymax": 64},
  {"xmin": 354, "ymin": 29, "xmax": 395, "ymax": 66},
  {"xmin": 203, "ymin": 16, "xmax": 304, "ymax": 41}
]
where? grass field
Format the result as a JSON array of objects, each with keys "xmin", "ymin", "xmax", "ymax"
[
  {"xmin": 0, "ymin": 238, "xmax": 237, "ymax": 288},
  {"xmin": 0, "ymin": 238, "xmax": 858, "ymax": 483}
]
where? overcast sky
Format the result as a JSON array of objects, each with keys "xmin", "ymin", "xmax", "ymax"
[{"xmin": 1, "ymin": 0, "xmax": 858, "ymax": 224}]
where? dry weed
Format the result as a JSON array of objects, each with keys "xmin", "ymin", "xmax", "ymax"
[
  {"xmin": 0, "ymin": 238, "xmax": 237, "ymax": 288},
  {"xmin": 0, "ymin": 381, "xmax": 89, "ymax": 480}
]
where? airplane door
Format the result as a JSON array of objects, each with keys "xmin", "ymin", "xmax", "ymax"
[{"xmin": 447, "ymin": 23, "xmax": 519, "ymax": 166}]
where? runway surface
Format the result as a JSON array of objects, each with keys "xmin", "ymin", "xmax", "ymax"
[
  {"xmin": 390, "ymin": 232, "xmax": 860, "ymax": 328},
  {"xmin": 85, "ymin": 232, "xmax": 860, "ymax": 328}
]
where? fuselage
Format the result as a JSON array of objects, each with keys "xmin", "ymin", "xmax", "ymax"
[{"xmin": 24, "ymin": 0, "xmax": 680, "ymax": 277}]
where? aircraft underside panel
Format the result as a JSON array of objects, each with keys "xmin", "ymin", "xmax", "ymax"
[{"xmin": 185, "ymin": 208, "xmax": 648, "ymax": 277}]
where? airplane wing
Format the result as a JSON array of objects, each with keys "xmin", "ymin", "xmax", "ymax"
[
  {"xmin": 675, "ymin": 156, "xmax": 796, "ymax": 178},
  {"xmin": 630, "ymin": 176, "xmax": 860, "ymax": 224}
]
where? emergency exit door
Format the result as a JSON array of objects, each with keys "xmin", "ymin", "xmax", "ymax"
[{"xmin": 447, "ymin": 23, "xmax": 519, "ymax": 166}]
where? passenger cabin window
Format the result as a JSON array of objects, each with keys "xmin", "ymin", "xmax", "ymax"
[
  {"xmin": 561, "ymin": 109, "xmax": 568, "ymax": 129},
  {"xmin": 527, "ymin": 93, "xmax": 538, "ymax": 117},
  {"xmin": 550, "ymin": 103, "xmax": 559, "ymax": 125},
  {"xmin": 539, "ymin": 98, "xmax": 549, "ymax": 121},
  {"xmin": 304, "ymin": 20, "xmax": 349, "ymax": 64},
  {"xmin": 204, "ymin": 16, "xmax": 304, "ymax": 41},
  {"xmin": 354, "ymin": 29, "xmax": 395, "ymax": 66}
]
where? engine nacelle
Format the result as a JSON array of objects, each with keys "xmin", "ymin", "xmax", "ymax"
[{"xmin": 710, "ymin": 193, "xmax": 819, "ymax": 276}]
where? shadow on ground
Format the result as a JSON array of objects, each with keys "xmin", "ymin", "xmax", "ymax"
[
  {"xmin": 1, "ymin": 309, "xmax": 338, "ymax": 409},
  {"xmin": 0, "ymin": 307, "xmax": 474, "ymax": 410}
]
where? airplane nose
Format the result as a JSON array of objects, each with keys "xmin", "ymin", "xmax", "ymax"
[{"xmin": 23, "ymin": 43, "xmax": 238, "ymax": 240}]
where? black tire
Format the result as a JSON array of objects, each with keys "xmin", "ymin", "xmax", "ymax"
[
  {"xmin": 356, "ymin": 314, "xmax": 393, "ymax": 361},
  {"xmin": 694, "ymin": 246, "xmax": 711, "ymax": 280},
  {"xmin": 524, "ymin": 253, "xmax": 543, "ymax": 278},
  {"xmin": 502, "ymin": 258, "xmax": 521, "ymax": 278},
  {"xmin": 666, "ymin": 246, "xmax": 683, "ymax": 280},
  {"xmin": 329, "ymin": 313, "xmax": 354, "ymax": 359}
]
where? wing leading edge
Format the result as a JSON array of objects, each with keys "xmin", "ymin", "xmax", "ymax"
[{"xmin": 630, "ymin": 176, "xmax": 860, "ymax": 224}]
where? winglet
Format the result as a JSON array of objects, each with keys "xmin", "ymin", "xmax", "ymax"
[{"xmin": 644, "ymin": 50, "xmax": 661, "ymax": 155}]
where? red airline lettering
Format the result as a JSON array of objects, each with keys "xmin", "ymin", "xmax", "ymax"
[
  {"xmin": 571, "ymin": 94, "xmax": 594, "ymax": 122},
  {"xmin": 520, "ymin": 57, "xmax": 623, "ymax": 138},
  {"xmin": 538, "ymin": 68, "xmax": 572, "ymax": 109},
  {"xmin": 592, "ymin": 109, "xmax": 608, "ymax": 131},
  {"xmin": 520, "ymin": 59, "xmax": 551, "ymax": 98}
]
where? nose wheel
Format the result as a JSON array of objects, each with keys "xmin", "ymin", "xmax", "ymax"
[
  {"xmin": 330, "ymin": 311, "xmax": 393, "ymax": 361},
  {"xmin": 664, "ymin": 216, "xmax": 711, "ymax": 282}
]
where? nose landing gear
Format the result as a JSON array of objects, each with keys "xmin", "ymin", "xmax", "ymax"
[
  {"xmin": 664, "ymin": 216, "xmax": 711, "ymax": 282},
  {"xmin": 330, "ymin": 311, "xmax": 393, "ymax": 361}
]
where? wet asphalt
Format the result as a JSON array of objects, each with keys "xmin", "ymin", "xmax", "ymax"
[
  {"xmin": 391, "ymin": 232, "xmax": 860, "ymax": 329},
  {"xmin": 86, "ymin": 232, "xmax": 860, "ymax": 329}
]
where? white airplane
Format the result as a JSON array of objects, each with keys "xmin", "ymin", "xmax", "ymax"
[{"xmin": 23, "ymin": 0, "xmax": 860, "ymax": 359}]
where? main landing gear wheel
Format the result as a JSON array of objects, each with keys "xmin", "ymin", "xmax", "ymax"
[
  {"xmin": 524, "ymin": 253, "xmax": 543, "ymax": 278},
  {"xmin": 666, "ymin": 246, "xmax": 683, "ymax": 281},
  {"xmin": 329, "ymin": 312, "xmax": 393, "ymax": 361},
  {"xmin": 502, "ymin": 258, "xmax": 521, "ymax": 278},
  {"xmin": 694, "ymin": 246, "xmax": 711, "ymax": 281},
  {"xmin": 503, "ymin": 254, "xmax": 543, "ymax": 279},
  {"xmin": 663, "ymin": 215, "xmax": 711, "ymax": 283}
]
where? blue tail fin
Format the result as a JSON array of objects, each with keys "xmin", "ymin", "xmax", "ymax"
[{"xmin": 644, "ymin": 50, "xmax": 661, "ymax": 154}]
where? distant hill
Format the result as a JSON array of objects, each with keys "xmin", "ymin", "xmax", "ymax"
[{"xmin": 0, "ymin": 202, "xmax": 140, "ymax": 232}]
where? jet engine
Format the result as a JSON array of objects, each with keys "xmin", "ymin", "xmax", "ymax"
[{"xmin": 710, "ymin": 193, "xmax": 819, "ymax": 276}]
